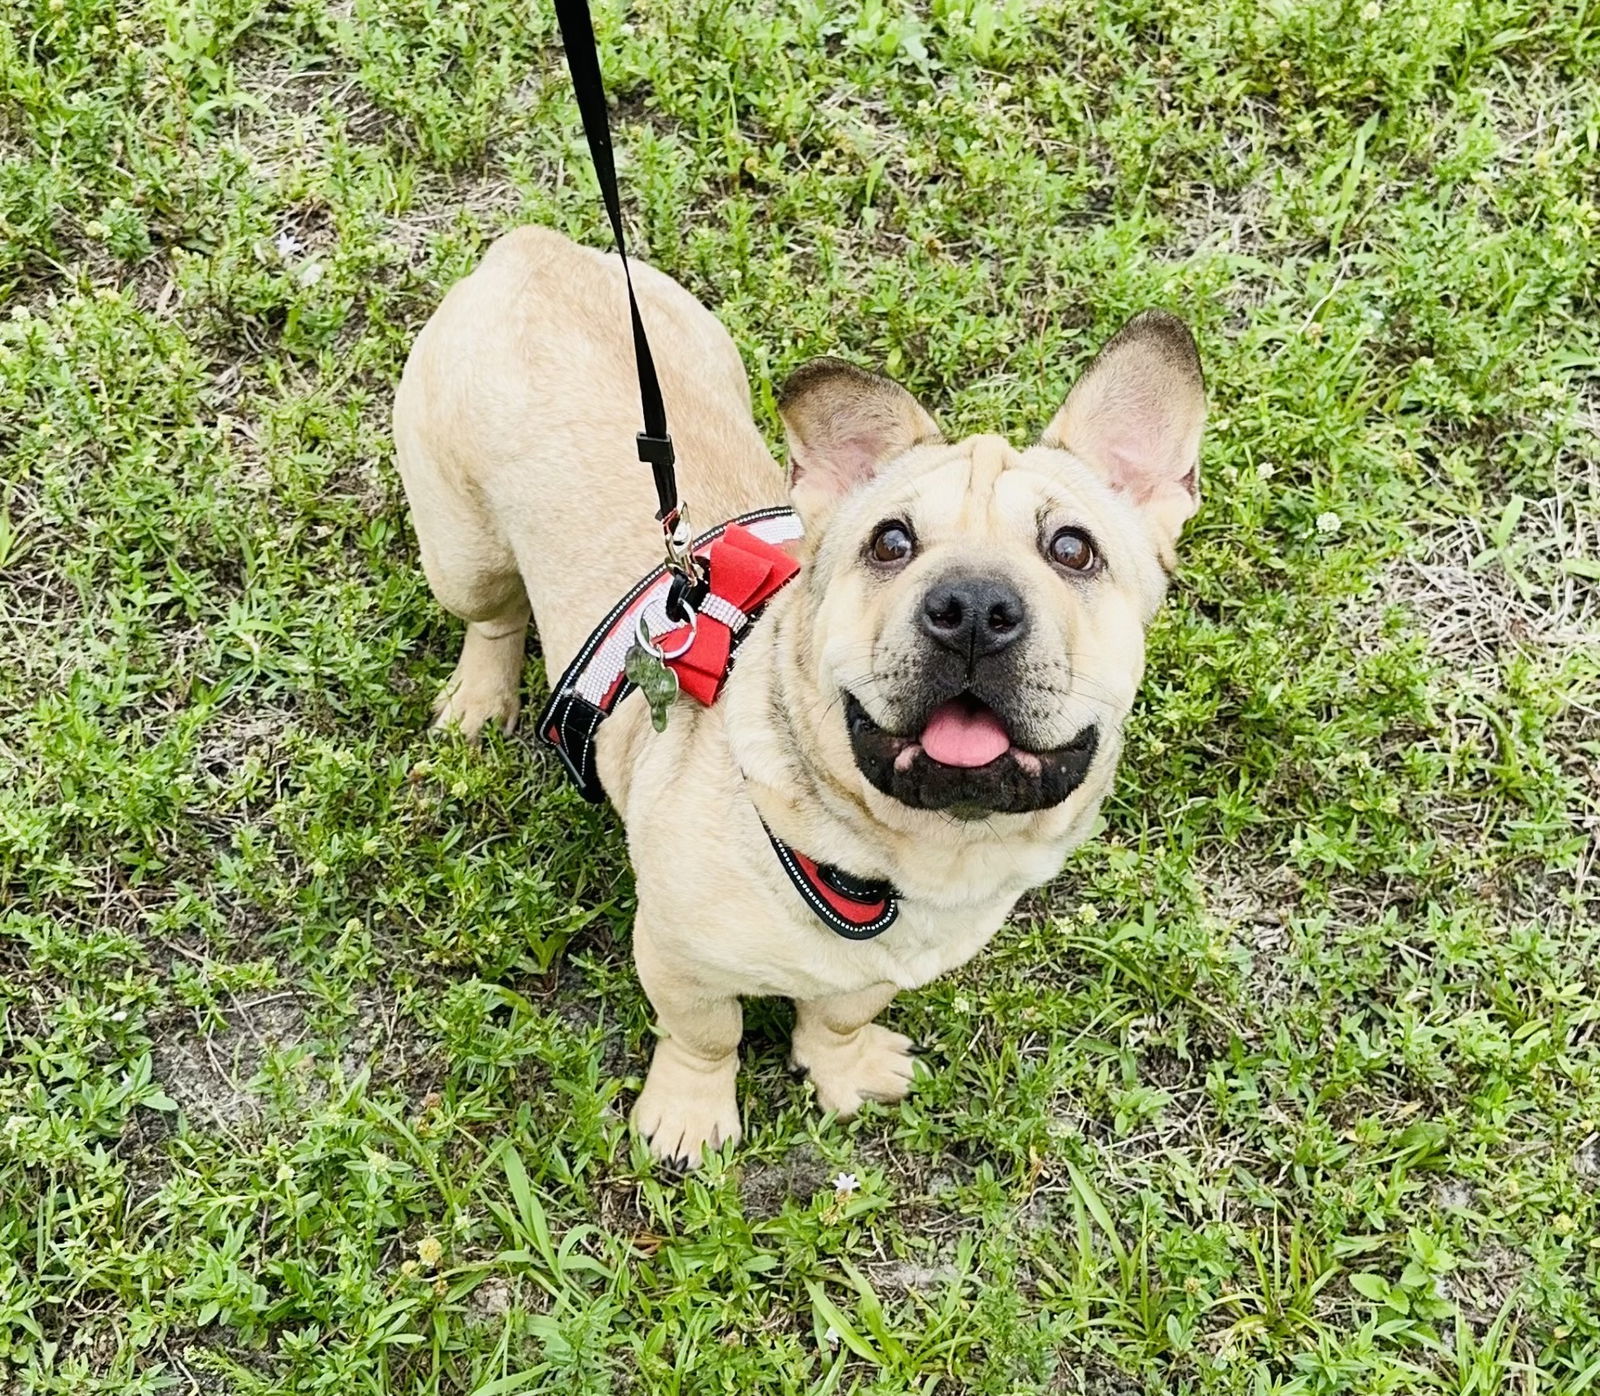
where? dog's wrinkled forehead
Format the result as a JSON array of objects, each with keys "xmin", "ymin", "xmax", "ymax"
[{"xmin": 809, "ymin": 434, "xmax": 1164, "ymax": 596}]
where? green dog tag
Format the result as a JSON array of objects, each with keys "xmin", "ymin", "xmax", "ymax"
[{"xmin": 625, "ymin": 642, "xmax": 679, "ymax": 732}]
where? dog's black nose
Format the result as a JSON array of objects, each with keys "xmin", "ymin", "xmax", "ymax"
[{"xmin": 920, "ymin": 577, "xmax": 1028, "ymax": 660}]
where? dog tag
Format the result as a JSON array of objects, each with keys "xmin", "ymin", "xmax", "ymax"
[{"xmin": 625, "ymin": 642, "xmax": 679, "ymax": 732}]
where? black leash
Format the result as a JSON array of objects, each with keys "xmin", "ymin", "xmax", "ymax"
[
  {"xmin": 553, "ymin": 0, "xmax": 700, "ymax": 604},
  {"xmin": 544, "ymin": 8, "xmax": 897, "ymax": 939}
]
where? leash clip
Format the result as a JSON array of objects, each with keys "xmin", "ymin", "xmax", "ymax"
[{"xmin": 659, "ymin": 504, "xmax": 707, "ymax": 620}]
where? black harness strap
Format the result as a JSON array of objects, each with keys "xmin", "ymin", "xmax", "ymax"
[{"xmin": 553, "ymin": 0, "xmax": 678, "ymax": 524}]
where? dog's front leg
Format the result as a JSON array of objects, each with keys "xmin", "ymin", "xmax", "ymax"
[
  {"xmin": 629, "ymin": 926, "xmax": 744, "ymax": 1166},
  {"xmin": 790, "ymin": 984, "xmax": 918, "ymax": 1118}
]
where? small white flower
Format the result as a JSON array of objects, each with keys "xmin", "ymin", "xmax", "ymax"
[
  {"xmin": 1256, "ymin": 462, "xmax": 1277, "ymax": 480},
  {"xmin": 832, "ymin": 1171, "xmax": 859, "ymax": 1197},
  {"xmin": 275, "ymin": 229, "xmax": 304, "ymax": 259},
  {"xmin": 1316, "ymin": 511, "xmax": 1342, "ymax": 536},
  {"xmin": 1360, "ymin": 1, "xmax": 1380, "ymax": 19}
]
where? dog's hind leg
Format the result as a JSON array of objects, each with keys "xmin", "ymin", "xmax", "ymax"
[
  {"xmin": 629, "ymin": 922, "xmax": 744, "ymax": 1166},
  {"xmin": 417, "ymin": 522, "xmax": 529, "ymax": 739},
  {"xmin": 430, "ymin": 602, "xmax": 530, "ymax": 738},
  {"xmin": 790, "ymin": 985, "xmax": 917, "ymax": 1118},
  {"xmin": 394, "ymin": 382, "xmax": 530, "ymax": 738}
]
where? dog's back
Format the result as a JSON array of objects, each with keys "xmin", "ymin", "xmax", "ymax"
[{"xmin": 393, "ymin": 226, "xmax": 784, "ymax": 687}]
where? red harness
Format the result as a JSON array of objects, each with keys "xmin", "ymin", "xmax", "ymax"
[{"xmin": 537, "ymin": 508, "xmax": 901, "ymax": 940}]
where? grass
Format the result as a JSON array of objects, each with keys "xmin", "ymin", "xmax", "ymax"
[{"xmin": 1, "ymin": 0, "xmax": 1598, "ymax": 1390}]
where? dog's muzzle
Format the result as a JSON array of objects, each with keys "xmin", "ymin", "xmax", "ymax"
[{"xmin": 845, "ymin": 692, "xmax": 1098, "ymax": 816}]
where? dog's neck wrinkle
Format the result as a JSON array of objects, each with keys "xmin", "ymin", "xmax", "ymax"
[
  {"xmin": 724, "ymin": 595, "xmax": 899, "ymax": 869},
  {"xmin": 766, "ymin": 621, "xmax": 829, "ymax": 816}
]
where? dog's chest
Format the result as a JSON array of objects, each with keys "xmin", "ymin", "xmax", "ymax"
[
  {"xmin": 719, "ymin": 893, "xmax": 1014, "ymax": 1001},
  {"xmin": 860, "ymin": 901, "xmax": 1012, "ymax": 990}
]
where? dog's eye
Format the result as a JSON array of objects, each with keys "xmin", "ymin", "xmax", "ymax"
[
  {"xmin": 868, "ymin": 521, "xmax": 915, "ymax": 565},
  {"xmin": 1048, "ymin": 527, "xmax": 1098, "ymax": 572}
]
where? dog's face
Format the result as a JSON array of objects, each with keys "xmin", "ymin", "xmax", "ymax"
[{"xmin": 779, "ymin": 312, "xmax": 1205, "ymax": 823}]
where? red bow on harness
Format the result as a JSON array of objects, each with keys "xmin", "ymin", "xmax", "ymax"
[{"xmin": 655, "ymin": 523, "xmax": 800, "ymax": 705}]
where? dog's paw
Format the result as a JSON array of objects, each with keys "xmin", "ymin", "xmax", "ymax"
[
  {"xmin": 431, "ymin": 664, "xmax": 520, "ymax": 740},
  {"xmin": 631, "ymin": 1050, "xmax": 741, "ymax": 1167},
  {"xmin": 793, "ymin": 1023, "xmax": 918, "ymax": 1118}
]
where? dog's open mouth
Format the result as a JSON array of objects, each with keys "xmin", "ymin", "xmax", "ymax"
[{"xmin": 845, "ymin": 692, "xmax": 1098, "ymax": 816}]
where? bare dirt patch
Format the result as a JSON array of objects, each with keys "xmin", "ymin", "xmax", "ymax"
[{"xmin": 152, "ymin": 991, "xmax": 308, "ymax": 1127}]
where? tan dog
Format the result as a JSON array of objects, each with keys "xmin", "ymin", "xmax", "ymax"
[{"xmin": 393, "ymin": 226, "xmax": 1204, "ymax": 1164}]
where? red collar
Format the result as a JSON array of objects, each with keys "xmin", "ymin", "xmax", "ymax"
[{"xmin": 763, "ymin": 823, "xmax": 900, "ymax": 939}]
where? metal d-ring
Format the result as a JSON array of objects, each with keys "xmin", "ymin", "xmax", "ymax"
[{"xmin": 636, "ymin": 607, "xmax": 697, "ymax": 662}]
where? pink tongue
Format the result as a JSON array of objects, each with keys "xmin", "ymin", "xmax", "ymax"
[{"xmin": 920, "ymin": 700, "xmax": 1011, "ymax": 768}]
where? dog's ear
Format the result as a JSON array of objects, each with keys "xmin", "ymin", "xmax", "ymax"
[
  {"xmin": 779, "ymin": 358, "xmax": 940, "ymax": 524},
  {"xmin": 1042, "ymin": 310, "xmax": 1206, "ymax": 551}
]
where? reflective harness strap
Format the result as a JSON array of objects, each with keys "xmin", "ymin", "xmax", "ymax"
[
  {"xmin": 762, "ymin": 824, "xmax": 900, "ymax": 940},
  {"xmin": 536, "ymin": 507, "xmax": 801, "ymax": 801}
]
